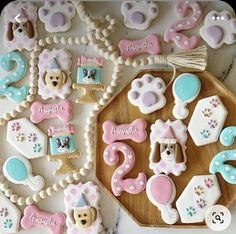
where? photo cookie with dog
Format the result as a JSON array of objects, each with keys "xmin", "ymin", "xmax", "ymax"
[
  {"xmin": 38, "ymin": 48, "xmax": 72, "ymax": 100},
  {"xmin": 4, "ymin": 2, "xmax": 38, "ymax": 51},
  {"xmin": 149, "ymin": 119, "xmax": 188, "ymax": 176}
]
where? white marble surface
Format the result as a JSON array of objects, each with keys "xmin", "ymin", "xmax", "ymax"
[{"xmin": 0, "ymin": 0, "xmax": 236, "ymax": 234}]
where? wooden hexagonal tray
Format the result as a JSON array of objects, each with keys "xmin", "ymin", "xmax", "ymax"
[{"xmin": 96, "ymin": 69, "xmax": 236, "ymax": 228}]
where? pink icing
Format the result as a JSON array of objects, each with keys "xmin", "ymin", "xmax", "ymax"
[
  {"xmin": 102, "ymin": 118, "xmax": 147, "ymax": 144},
  {"xmin": 77, "ymin": 56, "xmax": 103, "ymax": 66},
  {"xmin": 48, "ymin": 124, "xmax": 74, "ymax": 136},
  {"xmin": 103, "ymin": 142, "xmax": 147, "ymax": 196},
  {"xmin": 118, "ymin": 34, "xmax": 161, "ymax": 58},
  {"xmin": 30, "ymin": 100, "xmax": 73, "ymax": 124},
  {"xmin": 164, "ymin": 0, "xmax": 202, "ymax": 50},
  {"xmin": 21, "ymin": 205, "xmax": 65, "ymax": 234}
]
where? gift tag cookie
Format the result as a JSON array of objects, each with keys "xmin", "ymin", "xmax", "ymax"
[
  {"xmin": 3, "ymin": 155, "xmax": 45, "ymax": 191},
  {"xmin": 176, "ymin": 175, "xmax": 221, "ymax": 223},
  {"xmin": 121, "ymin": 1, "xmax": 159, "ymax": 30},
  {"xmin": 188, "ymin": 95, "xmax": 228, "ymax": 146},
  {"xmin": 73, "ymin": 56, "xmax": 105, "ymax": 103},
  {"xmin": 146, "ymin": 174, "xmax": 179, "ymax": 224},
  {"xmin": 64, "ymin": 181, "xmax": 103, "ymax": 234},
  {"xmin": 0, "ymin": 51, "xmax": 28, "ymax": 102},
  {"xmin": 172, "ymin": 73, "xmax": 201, "ymax": 119},
  {"xmin": 39, "ymin": 0, "xmax": 75, "ymax": 33},
  {"xmin": 4, "ymin": 2, "xmax": 38, "ymax": 51},
  {"xmin": 38, "ymin": 49, "xmax": 72, "ymax": 100},
  {"xmin": 200, "ymin": 10, "xmax": 236, "ymax": 49},
  {"xmin": 7, "ymin": 118, "xmax": 47, "ymax": 159},
  {"xmin": 149, "ymin": 119, "xmax": 188, "ymax": 176},
  {"xmin": 48, "ymin": 124, "xmax": 80, "ymax": 175},
  {"xmin": 0, "ymin": 191, "xmax": 21, "ymax": 234},
  {"xmin": 128, "ymin": 74, "xmax": 166, "ymax": 114},
  {"xmin": 21, "ymin": 205, "xmax": 66, "ymax": 234}
]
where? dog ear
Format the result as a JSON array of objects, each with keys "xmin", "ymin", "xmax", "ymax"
[
  {"xmin": 64, "ymin": 137, "xmax": 70, "ymax": 147},
  {"xmin": 151, "ymin": 142, "xmax": 161, "ymax": 163},
  {"xmin": 56, "ymin": 138, "xmax": 61, "ymax": 147},
  {"xmin": 43, "ymin": 72, "xmax": 47, "ymax": 85},
  {"xmin": 26, "ymin": 20, "xmax": 34, "ymax": 38},
  {"xmin": 175, "ymin": 142, "xmax": 184, "ymax": 163},
  {"xmin": 90, "ymin": 207, "xmax": 97, "ymax": 222},
  {"xmin": 69, "ymin": 210, "xmax": 76, "ymax": 224},
  {"xmin": 7, "ymin": 22, "xmax": 14, "ymax": 41},
  {"xmin": 83, "ymin": 68, "xmax": 88, "ymax": 77},
  {"xmin": 61, "ymin": 71, "xmax": 67, "ymax": 84}
]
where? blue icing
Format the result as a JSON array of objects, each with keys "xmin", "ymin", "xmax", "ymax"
[
  {"xmin": 220, "ymin": 126, "xmax": 236, "ymax": 147},
  {"xmin": 77, "ymin": 66, "xmax": 102, "ymax": 84},
  {"xmin": 5, "ymin": 157, "xmax": 28, "ymax": 181},
  {"xmin": 173, "ymin": 73, "xmax": 201, "ymax": 102}
]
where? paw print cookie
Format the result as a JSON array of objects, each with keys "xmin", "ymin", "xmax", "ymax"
[
  {"xmin": 39, "ymin": 0, "xmax": 75, "ymax": 33},
  {"xmin": 121, "ymin": 1, "xmax": 159, "ymax": 30},
  {"xmin": 128, "ymin": 74, "xmax": 166, "ymax": 114},
  {"xmin": 200, "ymin": 10, "xmax": 236, "ymax": 49}
]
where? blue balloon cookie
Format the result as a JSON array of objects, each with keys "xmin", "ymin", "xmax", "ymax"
[{"xmin": 220, "ymin": 126, "xmax": 236, "ymax": 146}]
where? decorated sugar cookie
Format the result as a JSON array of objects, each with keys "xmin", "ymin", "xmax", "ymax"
[
  {"xmin": 121, "ymin": 1, "xmax": 159, "ymax": 30},
  {"xmin": 128, "ymin": 74, "xmax": 166, "ymax": 114},
  {"xmin": 0, "ymin": 51, "xmax": 28, "ymax": 102},
  {"xmin": 64, "ymin": 181, "xmax": 103, "ymax": 234},
  {"xmin": 220, "ymin": 126, "xmax": 236, "ymax": 146},
  {"xmin": 48, "ymin": 124, "xmax": 80, "ymax": 175},
  {"xmin": 149, "ymin": 119, "xmax": 188, "ymax": 176},
  {"xmin": 3, "ymin": 155, "xmax": 45, "ymax": 191},
  {"xmin": 200, "ymin": 10, "xmax": 236, "ymax": 49},
  {"xmin": 4, "ymin": 2, "xmax": 38, "ymax": 51},
  {"xmin": 21, "ymin": 205, "xmax": 66, "ymax": 234},
  {"xmin": 0, "ymin": 191, "xmax": 21, "ymax": 234},
  {"xmin": 73, "ymin": 56, "xmax": 105, "ymax": 103},
  {"xmin": 39, "ymin": 0, "xmax": 76, "ymax": 33},
  {"xmin": 188, "ymin": 95, "xmax": 228, "ymax": 146},
  {"xmin": 38, "ymin": 49, "xmax": 72, "ymax": 100},
  {"xmin": 7, "ymin": 118, "xmax": 47, "ymax": 159},
  {"xmin": 176, "ymin": 175, "xmax": 221, "ymax": 223},
  {"xmin": 172, "ymin": 73, "xmax": 201, "ymax": 119}
]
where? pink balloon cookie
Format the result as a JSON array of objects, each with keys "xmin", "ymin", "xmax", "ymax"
[
  {"xmin": 164, "ymin": 0, "xmax": 202, "ymax": 50},
  {"xmin": 30, "ymin": 100, "xmax": 73, "ymax": 124},
  {"xmin": 146, "ymin": 174, "xmax": 179, "ymax": 224},
  {"xmin": 118, "ymin": 34, "xmax": 161, "ymax": 58},
  {"xmin": 102, "ymin": 118, "xmax": 147, "ymax": 144},
  {"xmin": 21, "ymin": 205, "xmax": 66, "ymax": 234},
  {"xmin": 103, "ymin": 142, "xmax": 147, "ymax": 196}
]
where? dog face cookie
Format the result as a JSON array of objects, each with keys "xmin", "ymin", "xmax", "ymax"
[
  {"xmin": 200, "ymin": 10, "xmax": 236, "ymax": 49},
  {"xmin": 4, "ymin": 2, "xmax": 38, "ymax": 51},
  {"xmin": 39, "ymin": 0, "xmax": 75, "ymax": 33},
  {"xmin": 38, "ymin": 49, "xmax": 72, "ymax": 100}
]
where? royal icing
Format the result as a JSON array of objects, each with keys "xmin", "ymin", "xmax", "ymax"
[
  {"xmin": 146, "ymin": 174, "xmax": 179, "ymax": 224},
  {"xmin": 188, "ymin": 95, "xmax": 228, "ymax": 146},
  {"xmin": 103, "ymin": 142, "xmax": 147, "ymax": 196},
  {"xmin": 149, "ymin": 119, "xmax": 188, "ymax": 176},
  {"xmin": 21, "ymin": 205, "xmax": 66, "ymax": 234},
  {"xmin": 128, "ymin": 74, "xmax": 166, "ymax": 114},
  {"xmin": 48, "ymin": 124, "xmax": 80, "ymax": 175},
  {"xmin": 3, "ymin": 155, "xmax": 45, "ymax": 191},
  {"xmin": 220, "ymin": 126, "xmax": 236, "ymax": 146},
  {"xmin": 0, "ymin": 51, "xmax": 28, "ymax": 102},
  {"xmin": 121, "ymin": 1, "xmax": 159, "ymax": 30},
  {"xmin": 30, "ymin": 100, "xmax": 73, "ymax": 124},
  {"xmin": 164, "ymin": 0, "xmax": 202, "ymax": 50},
  {"xmin": 38, "ymin": 48, "xmax": 72, "ymax": 100},
  {"xmin": 176, "ymin": 175, "xmax": 221, "ymax": 223},
  {"xmin": 39, "ymin": 0, "xmax": 76, "ymax": 33},
  {"xmin": 0, "ymin": 191, "xmax": 21, "ymax": 234},
  {"xmin": 172, "ymin": 73, "xmax": 201, "ymax": 120},
  {"xmin": 102, "ymin": 119, "xmax": 147, "ymax": 144},
  {"xmin": 210, "ymin": 149, "xmax": 236, "ymax": 184},
  {"xmin": 64, "ymin": 182, "xmax": 103, "ymax": 234},
  {"xmin": 200, "ymin": 10, "xmax": 236, "ymax": 49},
  {"xmin": 118, "ymin": 34, "xmax": 161, "ymax": 58},
  {"xmin": 4, "ymin": 2, "xmax": 38, "ymax": 51}
]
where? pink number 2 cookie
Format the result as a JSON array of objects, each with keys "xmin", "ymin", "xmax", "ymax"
[{"xmin": 164, "ymin": 0, "xmax": 202, "ymax": 50}]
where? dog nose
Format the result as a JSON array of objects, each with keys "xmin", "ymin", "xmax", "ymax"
[
  {"xmin": 81, "ymin": 220, "xmax": 87, "ymax": 225},
  {"xmin": 52, "ymin": 81, "xmax": 57, "ymax": 86},
  {"xmin": 18, "ymin": 29, "xmax": 22, "ymax": 33},
  {"xmin": 166, "ymin": 151, "xmax": 170, "ymax": 155}
]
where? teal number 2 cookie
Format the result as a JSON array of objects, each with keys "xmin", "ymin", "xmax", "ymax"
[{"xmin": 0, "ymin": 51, "xmax": 28, "ymax": 102}]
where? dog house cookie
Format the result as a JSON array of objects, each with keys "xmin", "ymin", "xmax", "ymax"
[
  {"xmin": 38, "ymin": 48, "xmax": 72, "ymax": 100},
  {"xmin": 4, "ymin": 2, "xmax": 38, "ymax": 51}
]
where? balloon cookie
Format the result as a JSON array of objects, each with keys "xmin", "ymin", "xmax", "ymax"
[{"xmin": 172, "ymin": 73, "xmax": 201, "ymax": 119}]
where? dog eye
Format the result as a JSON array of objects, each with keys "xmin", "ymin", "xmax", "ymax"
[
  {"xmin": 56, "ymin": 77, "xmax": 59, "ymax": 80},
  {"xmin": 22, "ymin": 24, "xmax": 26, "ymax": 27},
  {"xmin": 16, "ymin": 23, "xmax": 19, "ymax": 27},
  {"xmin": 50, "ymin": 76, "xmax": 53, "ymax": 79},
  {"xmin": 84, "ymin": 214, "xmax": 87, "ymax": 217},
  {"xmin": 164, "ymin": 145, "xmax": 168, "ymax": 149},
  {"xmin": 78, "ymin": 215, "xmax": 81, "ymax": 218},
  {"xmin": 170, "ymin": 146, "xmax": 173, "ymax": 149}
]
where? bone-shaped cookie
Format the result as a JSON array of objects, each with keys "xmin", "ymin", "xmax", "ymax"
[
  {"xmin": 102, "ymin": 118, "xmax": 147, "ymax": 144},
  {"xmin": 118, "ymin": 34, "xmax": 161, "ymax": 58},
  {"xmin": 30, "ymin": 100, "xmax": 72, "ymax": 124},
  {"xmin": 21, "ymin": 205, "xmax": 65, "ymax": 234}
]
